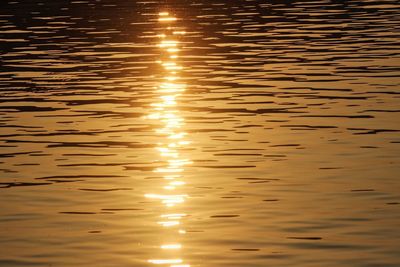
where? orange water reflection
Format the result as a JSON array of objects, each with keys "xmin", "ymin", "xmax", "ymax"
[{"xmin": 146, "ymin": 11, "xmax": 191, "ymax": 267}]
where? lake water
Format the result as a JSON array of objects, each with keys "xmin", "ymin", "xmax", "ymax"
[{"xmin": 0, "ymin": 0, "xmax": 399, "ymax": 266}]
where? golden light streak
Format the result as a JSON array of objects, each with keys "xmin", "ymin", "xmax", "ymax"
[
  {"xmin": 167, "ymin": 48, "xmax": 179, "ymax": 53},
  {"xmin": 173, "ymin": 31, "xmax": 186, "ymax": 35},
  {"xmin": 170, "ymin": 181, "xmax": 185, "ymax": 186},
  {"xmin": 161, "ymin": 213, "xmax": 186, "ymax": 219},
  {"xmin": 159, "ymin": 40, "xmax": 178, "ymax": 48},
  {"xmin": 158, "ymin": 221, "xmax": 180, "ymax": 227},
  {"xmin": 158, "ymin": 17, "xmax": 177, "ymax": 22},
  {"xmin": 148, "ymin": 259, "xmax": 182, "ymax": 264},
  {"xmin": 148, "ymin": 11, "xmax": 190, "ymax": 267},
  {"xmin": 165, "ymin": 76, "xmax": 178, "ymax": 81},
  {"xmin": 161, "ymin": 244, "xmax": 182, "ymax": 250}
]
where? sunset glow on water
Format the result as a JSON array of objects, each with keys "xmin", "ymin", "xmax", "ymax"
[{"xmin": 0, "ymin": 1, "xmax": 399, "ymax": 267}]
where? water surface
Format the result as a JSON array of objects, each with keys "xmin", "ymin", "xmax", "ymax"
[{"xmin": 0, "ymin": 0, "xmax": 400, "ymax": 266}]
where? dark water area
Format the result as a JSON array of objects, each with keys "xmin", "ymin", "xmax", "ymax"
[{"xmin": 0, "ymin": 0, "xmax": 400, "ymax": 266}]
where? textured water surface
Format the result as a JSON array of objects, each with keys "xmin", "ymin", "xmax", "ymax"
[{"xmin": 0, "ymin": 0, "xmax": 400, "ymax": 266}]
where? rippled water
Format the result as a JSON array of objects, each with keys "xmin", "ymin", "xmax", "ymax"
[{"xmin": 1, "ymin": 0, "xmax": 400, "ymax": 266}]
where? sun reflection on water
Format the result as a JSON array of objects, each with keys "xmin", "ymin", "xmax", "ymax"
[{"xmin": 146, "ymin": 11, "xmax": 190, "ymax": 267}]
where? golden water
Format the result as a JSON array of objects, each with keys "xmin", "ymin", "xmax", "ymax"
[{"xmin": 0, "ymin": 1, "xmax": 399, "ymax": 266}]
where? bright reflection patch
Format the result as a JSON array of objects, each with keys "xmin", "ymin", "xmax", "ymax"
[
  {"xmin": 148, "ymin": 259, "xmax": 182, "ymax": 264},
  {"xmin": 161, "ymin": 244, "xmax": 182, "ymax": 250}
]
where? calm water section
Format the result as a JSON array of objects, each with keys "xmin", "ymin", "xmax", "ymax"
[{"xmin": 0, "ymin": 1, "xmax": 400, "ymax": 267}]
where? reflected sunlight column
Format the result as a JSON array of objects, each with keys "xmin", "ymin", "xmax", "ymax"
[{"xmin": 145, "ymin": 11, "xmax": 191, "ymax": 267}]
